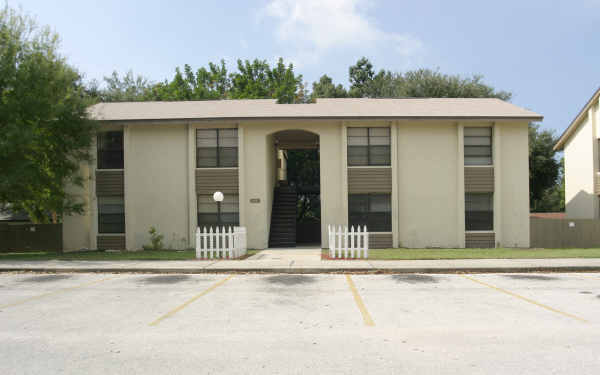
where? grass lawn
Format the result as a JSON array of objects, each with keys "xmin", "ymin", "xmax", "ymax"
[
  {"xmin": 0, "ymin": 249, "xmax": 261, "ymax": 261},
  {"xmin": 322, "ymin": 248, "xmax": 600, "ymax": 260}
]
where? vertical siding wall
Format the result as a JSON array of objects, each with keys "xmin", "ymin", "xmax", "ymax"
[
  {"xmin": 347, "ymin": 168, "xmax": 392, "ymax": 193},
  {"xmin": 531, "ymin": 218, "xmax": 600, "ymax": 248},
  {"xmin": 1, "ymin": 223, "xmax": 63, "ymax": 252}
]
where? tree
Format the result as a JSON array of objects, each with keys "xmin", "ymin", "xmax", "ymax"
[
  {"xmin": 529, "ymin": 124, "xmax": 562, "ymax": 211},
  {"xmin": 311, "ymin": 75, "xmax": 348, "ymax": 100},
  {"xmin": 286, "ymin": 149, "xmax": 320, "ymax": 222},
  {"xmin": 125, "ymin": 58, "xmax": 303, "ymax": 103},
  {"xmin": 346, "ymin": 57, "xmax": 512, "ymax": 100},
  {"xmin": 230, "ymin": 58, "xmax": 301, "ymax": 103},
  {"xmin": 97, "ymin": 70, "xmax": 152, "ymax": 102},
  {"xmin": 268, "ymin": 58, "xmax": 302, "ymax": 104},
  {"xmin": 348, "ymin": 57, "xmax": 375, "ymax": 97},
  {"xmin": 535, "ymin": 158, "xmax": 565, "ymax": 212},
  {"xmin": 0, "ymin": 5, "xmax": 96, "ymax": 223}
]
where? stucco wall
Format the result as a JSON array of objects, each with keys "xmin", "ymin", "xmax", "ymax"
[
  {"xmin": 240, "ymin": 120, "xmax": 345, "ymax": 249},
  {"xmin": 62, "ymin": 161, "xmax": 92, "ymax": 251},
  {"xmin": 265, "ymin": 133, "xmax": 277, "ymax": 244},
  {"xmin": 498, "ymin": 122, "xmax": 530, "ymax": 247},
  {"xmin": 62, "ymin": 118, "xmax": 533, "ymax": 251},
  {"xmin": 565, "ymin": 112, "xmax": 596, "ymax": 219},
  {"xmin": 125, "ymin": 124, "xmax": 189, "ymax": 249},
  {"xmin": 396, "ymin": 121, "xmax": 460, "ymax": 248}
]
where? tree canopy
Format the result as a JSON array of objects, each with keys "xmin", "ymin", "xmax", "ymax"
[
  {"xmin": 98, "ymin": 58, "xmax": 303, "ymax": 104},
  {"xmin": 529, "ymin": 124, "xmax": 562, "ymax": 212},
  {"xmin": 347, "ymin": 57, "xmax": 512, "ymax": 100},
  {"xmin": 311, "ymin": 75, "xmax": 348, "ymax": 99},
  {"xmin": 0, "ymin": 6, "xmax": 95, "ymax": 223}
]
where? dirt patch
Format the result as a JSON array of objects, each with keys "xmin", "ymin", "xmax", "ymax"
[
  {"xmin": 21, "ymin": 274, "xmax": 72, "ymax": 283},
  {"xmin": 391, "ymin": 274, "xmax": 439, "ymax": 284},
  {"xmin": 138, "ymin": 275, "xmax": 191, "ymax": 284},
  {"xmin": 503, "ymin": 274, "xmax": 559, "ymax": 281},
  {"xmin": 264, "ymin": 275, "xmax": 317, "ymax": 286}
]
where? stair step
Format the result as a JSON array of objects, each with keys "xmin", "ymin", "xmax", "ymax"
[{"xmin": 269, "ymin": 187, "xmax": 299, "ymax": 248}]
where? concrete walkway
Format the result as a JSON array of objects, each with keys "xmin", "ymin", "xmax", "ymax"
[{"xmin": 2, "ymin": 249, "xmax": 600, "ymax": 273}]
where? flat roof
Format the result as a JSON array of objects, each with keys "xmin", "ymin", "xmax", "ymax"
[
  {"xmin": 89, "ymin": 97, "xmax": 543, "ymax": 122},
  {"xmin": 554, "ymin": 87, "xmax": 600, "ymax": 151}
]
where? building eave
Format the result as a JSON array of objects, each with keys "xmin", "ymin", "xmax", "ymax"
[{"xmin": 554, "ymin": 87, "xmax": 600, "ymax": 151}]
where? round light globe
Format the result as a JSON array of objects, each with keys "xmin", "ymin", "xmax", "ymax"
[{"xmin": 213, "ymin": 191, "xmax": 224, "ymax": 202}]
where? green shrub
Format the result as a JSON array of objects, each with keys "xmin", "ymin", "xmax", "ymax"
[{"xmin": 142, "ymin": 226, "xmax": 164, "ymax": 251}]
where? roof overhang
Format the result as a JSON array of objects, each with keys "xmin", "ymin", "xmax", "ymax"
[
  {"xmin": 554, "ymin": 87, "xmax": 600, "ymax": 151},
  {"xmin": 97, "ymin": 115, "xmax": 543, "ymax": 125},
  {"xmin": 88, "ymin": 98, "xmax": 543, "ymax": 124}
]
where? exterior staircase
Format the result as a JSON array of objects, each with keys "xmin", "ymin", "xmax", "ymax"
[{"xmin": 268, "ymin": 184, "xmax": 297, "ymax": 248}]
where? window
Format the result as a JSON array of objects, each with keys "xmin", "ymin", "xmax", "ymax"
[
  {"xmin": 464, "ymin": 127, "xmax": 492, "ymax": 165},
  {"xmin": 348, "ymin": 193, "xmax": 391, "ymax": 232},
  {"xmin": 196, "ymin": 129, "xmax": 238, "ymax": 168},
  {"xmin": 197, "ymin": 194, "xmax": 239, "ymax": 228},
  {"xmin": 348, "ymin": 127, "xmax": 391, "ymax": 166},
  {"xmin": 98, "ymin": 196, "xmax": 125, "ymax": 234},
  {"xmin": 465, "ymin": 193, "xmax": 493, "ymax": 231},
  {"xmin": 97, "ymin": 131, "xmax": 124, "ymax": 169}
]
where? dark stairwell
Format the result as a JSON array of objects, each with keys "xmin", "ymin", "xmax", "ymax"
[{"xmin": 268, "ymin": 183, "xmax": 297, "ymax": 248}]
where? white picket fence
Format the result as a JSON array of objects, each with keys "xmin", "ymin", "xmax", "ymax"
[
  {"xmin": 196, "ymin": 226, "xmax": 247, "ymax": 259},
  {"xmin": 328, "ymin": 225, "xmax": 369, "ymax": 259}
]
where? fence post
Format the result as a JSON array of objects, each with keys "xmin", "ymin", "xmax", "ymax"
[
  {"xmin": 364, "ymin": 226, "xmax": 369, "ymax": 259},
  {"xmin": 195, "ymin": 227, "xmax": 200, "ymax": 258},
  {"xmin": 242, "ymin": 227, "xmax": 246, "ymax": 256},
  {"xmin": 342, "ymin": 226, "xmax": 347, "ymax": 258},
  {"xmin": 337, "ymin": 225, "xmax": 342, "ymax": 259},
  {"xmin": 328, "ymin": 225, "xmax": 332, "ymax": 258},
  {"xmin": 226, "ymin": 226, "xmax": 232, "ymax": 258},
  {"xmin": 350, "ymin": 226, "xmax": 355, "ymax": 259},
  {"xmin": 356, "ymin": 226, "xmax": 361, "ymax": 258},
  {"xmin": 331, "ymin": 225, "xmax": 335, "ymax": 259},
  {"xmin": 209, "ymin": 227, "xmax": 214, "ymax": 259},
  {"xmin": 202, "ymin": 227, "xmax": 207, "ymax": 258}
]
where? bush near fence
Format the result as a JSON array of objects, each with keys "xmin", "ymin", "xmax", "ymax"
[{"xmin": 0, "ymin": 223, "xmax": 62, "ymax": 252}]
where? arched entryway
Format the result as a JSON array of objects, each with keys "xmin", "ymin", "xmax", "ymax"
[{"xmin": 269, "ymin": 130, "xmax": 321, "ymax": 248}]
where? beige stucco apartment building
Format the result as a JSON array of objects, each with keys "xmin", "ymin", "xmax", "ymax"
[
  {"xmin": 63, "ymin": 98, "xmax": 541, "ymax": 251},
  {"xmin": 554, "ymin": 87, "xmax": 600, "ymax": 219}
]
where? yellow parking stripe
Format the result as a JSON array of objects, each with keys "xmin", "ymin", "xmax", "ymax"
[
  {"xmin": 149, "ymin": 275, "xmax": 233, "ymax": 326},
  {"xmin": 0, "ymin": 276, "xmax": 117, "ymax": 309},
  {"xmin": 345, "ymin": 275, "xmax": 375, "ymax": 326},
  {"xmin": 461, "ymin": 275, "xmax": 588, "ymax": 323}
]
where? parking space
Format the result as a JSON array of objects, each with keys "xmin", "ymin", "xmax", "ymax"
[{"xmin": 1, "ymin": 272, "xmax": 599, "ymax": 374}]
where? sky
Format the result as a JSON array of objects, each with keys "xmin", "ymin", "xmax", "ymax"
[{"xmin": 12, "ymin": 0, "xmax": 600, "ymax": 135}]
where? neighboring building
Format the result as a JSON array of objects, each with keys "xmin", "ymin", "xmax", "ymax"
[
  {"xmin": 0, "ymin": 204, "xmax": 30, "ymax": 222},
  {"xmin": 554, "ymin": 87, "xmax": 600, "ymax": 219},
  {"xmin": 63, "ymin": 98, "xmax": 541, "ymax": 251},
  {"xmin": 529, "ymin": 212, "xmax": 565, "ymax": 220}
]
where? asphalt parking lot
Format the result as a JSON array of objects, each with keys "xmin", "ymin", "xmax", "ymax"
[{"xmin": 1, "ymin": 272, "xmax": 599, "ymax": 374}]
